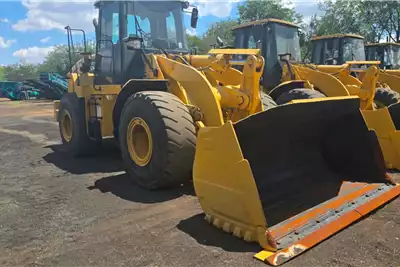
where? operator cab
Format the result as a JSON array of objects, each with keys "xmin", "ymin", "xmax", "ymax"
[
  {"xmin": 232, "ymin": 19, "xmax": 302, "ymax": 90},
  {"xmin": 365, "ymin": 43, "xmax": 400, "ymax": 69},
  {"xmin": 93, "ymin": 0, "xmax": 198, "ymax": 85},
  {"xmin": 311, "ymin": 34, "xmax": 366, "ymax": 65}
]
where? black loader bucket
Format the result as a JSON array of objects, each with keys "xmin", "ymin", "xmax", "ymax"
[{"xmin": 193, "ymin": 96, "xmax": 399, "ymax": 266}]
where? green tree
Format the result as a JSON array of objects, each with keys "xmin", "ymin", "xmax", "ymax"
[
  {"xmin": 39, "ymin": 41, "xmax": 95, "ymax": 75},
  {"xmin": 238, "ymin": 0, "xmax": 303, "ymax": 24},
  {"xmin": 3, "ymin": 63, "xmax": 39, "ymax": 81},
  {"xmin": 360, "ymin": 0, "xmax": 400, "ymax": 42},
  {"xmin": 314, "ymin": 1, "xmax": 365, "ymax": 37},
  {"xmin": 314, "ymin": 0, "xmax": 400, "ymax": 43},
  {"xmin": 0, "ymin": 66, "xmax": 4, "ymax": 80},
  {"xmin": 201, "ymin": 18, "xmax": 239, "ymax": 48},
  {"xmin": 187, "ymin": 35, "xmax": 209, "ymax": 53}
]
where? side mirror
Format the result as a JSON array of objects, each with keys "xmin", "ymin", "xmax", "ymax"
[
  {"xmin": 93, "ymin": 18, "xmax": 99, "ymax": 39},
  {"xmin": 191, "ymin": 7, "xmax": 198, "ymax": 28},
  {"xmin": 93, "ymin": 18, "xmax": 98, "ymax": 28},
  {"xmin": 216, "ymin": 37, "xmax": 224, "ymax": 47}
]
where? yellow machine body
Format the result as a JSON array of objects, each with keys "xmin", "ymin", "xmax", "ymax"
[{"xmin": 55, "ymin": 47, "xmax": 400, "ymax": 266}]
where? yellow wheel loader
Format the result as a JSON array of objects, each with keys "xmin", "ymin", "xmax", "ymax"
[
  {"xmin": 54, "ymin": 3, "xmax": 399, "ymax": 266},
  {"xmin": 232, "ymin": 20, "xmax": 400, "ymax": 170},
  {"xmin": 311, "ymin": 34, "xmax": 400, "ymax": 98}
]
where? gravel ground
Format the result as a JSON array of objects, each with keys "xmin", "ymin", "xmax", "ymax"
[{"xmin": 0, "ymin": 99, "xmax": 399, "ymax": 267}]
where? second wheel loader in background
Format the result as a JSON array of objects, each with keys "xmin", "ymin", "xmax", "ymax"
[
  {"xmin": 310, "ymin": 34, "xmax": 400, "ymax": 106},
  {"xmin": 232, "ymin": 19, "xmax": 400, "ymax": 170},
  {"xmin": 365, "ymin": 42, "xmax": 400, "ymax": 69},
  {"xmin": 54, "ymin": 2, "xmax": 399, "ymax": 266}
]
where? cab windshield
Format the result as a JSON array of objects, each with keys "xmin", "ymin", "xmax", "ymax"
[
  {"xmin": 367, "ymin": 45, "xmax": 400, "ymax": 69},
  {"xmin": 274, "ymin": 24, "xmax": 301, "ymax": 61},
  {"xmin": 342, "ymin": 38, "xmax": 365, "ymax": 61},
  {"xmin": 366, "ymin": 46, "xmax": 381, "ymax": 61},
  {"xmin": 125, "ymin": 1, "xmax": 188, "ymax": 52}
]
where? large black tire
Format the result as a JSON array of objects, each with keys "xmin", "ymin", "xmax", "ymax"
[
  {"xmin": 260, "ymin": 91, "xmax": 277, "ymax": 111},
  {"xmin": 119, "ymin": 91, "xmax": 196, "ymax": 190},
  {"xmin": 276, "ymin": 88, "xmax": 326, "ymax": 105},
  {"xmin": 374, "ymin": 87, "xmax": 400, "ymax": 108},
  {"xmin": 58, "ymin": 93, "xmax": 100, "ymax": 156}
]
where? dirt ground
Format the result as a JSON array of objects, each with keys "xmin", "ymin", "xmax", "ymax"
[{"xmin": 0, "ymin": 99, "xmax": 399, "ymax": 267}]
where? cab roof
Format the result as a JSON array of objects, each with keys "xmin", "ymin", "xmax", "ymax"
[
  {"xmin": 232, "ymin": 18, "xmax": 299, "ymax": 31},
  {"xmin": 311, "ymin": 34, "xmax": 364, "ymax": 41},
  {"xmin": 365, "ymin": 42, "xmax": 400, "ymax": 47}
]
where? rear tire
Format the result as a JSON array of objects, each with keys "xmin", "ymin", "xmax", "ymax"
[
  {"xmin": 374, "ymin": 87, "xmax": 400, "ymax": 108},
  {"xmin": 276, "ymin": 88, "xmax": 326, "ymax": 105},
  {"xmin": 58, "ymin": 94, "xmax": 100, "ymax": 157},
  {"xmin": 119, "ymin": 91, "xmax": 196, "ymax": 190},
  {"xmin": 260, "ymin": 91, "xmax": 277, "ymax": 111}
]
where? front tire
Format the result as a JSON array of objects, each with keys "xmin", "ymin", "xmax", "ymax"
[
  {"xmin": 260, "ymin": 91, "xmax": 277, "ymax": 111},
  {"xmin": 119, "ymin": 91, "xmax": 196, "ymax": 190},
  {"xmin": 374, "ymin": 87, "xmax": 400, "ymax": 108},
  {"xmin": 276, "ymin": 88, "xmax": 326, "ymax": 105}
]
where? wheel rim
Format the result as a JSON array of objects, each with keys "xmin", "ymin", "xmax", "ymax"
[
  {"xmin": 61, "ymin": 110, "xmax": 73, "ymax": 142},
  {"xmin": 127, "ymin": 117, "xmax": 153, "ymax": 166}
]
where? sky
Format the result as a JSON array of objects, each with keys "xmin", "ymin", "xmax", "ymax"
[{"xmin": 0, "ymin": 0, "xmax": 321, "ymax": 66}]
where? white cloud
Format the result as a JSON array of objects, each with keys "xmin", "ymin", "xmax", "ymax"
[
  {"xmin": 0, "ymin": 37, "xmax": 16, "ymax": 48},
  {"xmin": 192, "ymin": 0, "xmax": 241, "ymax": 18},
  {"xmin": 186, "ymin": 28, "xmax": 198, "ymax": 36},
  {"xmin": 40, "ymin": 36, "xmax": 51, "ymax": 43},
  {"xmin": 12, "ymin": 0, "xmax": 97, "ymax": 33},
  {"xmin": 0, "ymin": 18, "xmax": 9, "ymax": 23},
  {"xmin": 12, "ymin": 46, "xmax": 54, "ymax": 64}
]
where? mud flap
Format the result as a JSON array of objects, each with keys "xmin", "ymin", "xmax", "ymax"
[
  {"xmin": 193, "ymin": 97, "xmax": 399, "ymax": 266},
  {"xmin": 362, "ymin": 106, "xmax": 400, "ymax": 170}
]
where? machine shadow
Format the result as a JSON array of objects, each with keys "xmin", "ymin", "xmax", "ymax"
[
  {"xmin": 177, "ymin": 214, "xmax": 259, "ymax": 253},
  {"xmin": 42, "ymin": 138, "xmax": 123, "ymax": 174},
  {"xmin": 87, "ymin": 173, "xmax": 195, "ymax": 204}
]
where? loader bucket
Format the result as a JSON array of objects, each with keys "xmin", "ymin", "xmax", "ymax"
[
  {"xmin": 193, "ymin": 96, "xmax": 399, "ymax": 266},
  {"xmin": 362, "ymin": 104, "xmax": 400, "ymax": 170}
]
